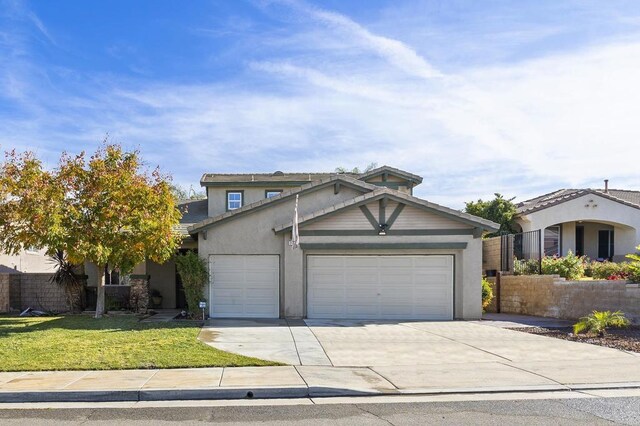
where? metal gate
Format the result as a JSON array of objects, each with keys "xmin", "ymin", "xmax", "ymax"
[{"xmin": 500, "ymin": 229, "xmax": 542, "ymax": 274}]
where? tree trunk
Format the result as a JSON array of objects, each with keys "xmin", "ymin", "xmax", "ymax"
[{"xmin": 95, "ymin": 265, "xmax": 106, "ymax": 318}]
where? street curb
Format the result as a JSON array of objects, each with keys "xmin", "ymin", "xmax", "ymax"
[
  {"xmin": 140, "ymin": 386, "xmax": 309, "ymax": 401},
  {"xmin": 2, "ymin": 382, "xmax": 640, "ymax": 403}
]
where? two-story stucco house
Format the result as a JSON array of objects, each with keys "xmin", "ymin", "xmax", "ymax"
[
  {"xmin": 515, "ymin": 182, "xmax": 640, "ymax": 262},
  {"xmin": 175, "ymin": 165, "xmax": 498, "ymax": 320},
  {"xmin": 5, "ymin": 166, "xmax": 498, "ymax": 319}
]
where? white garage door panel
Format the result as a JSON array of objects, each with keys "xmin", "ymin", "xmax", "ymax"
[
  {"xmin": 307, "ymin": 255, "xmax": 453, "ymax": 320},
  {"xmin": 210, "ymin": 255, "xmax": 279, "ymax": 318}
]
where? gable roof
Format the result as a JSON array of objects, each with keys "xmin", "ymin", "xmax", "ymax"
[
  {"xmin": 188, "ymin": 175, "xmax": 378, "ymax": 233},
  {"xmin": 517, "ymin": 188, "xmax": 640, "ymax": 215},
  {"xmin": 357, "ymin": 165, "xmax": 423, "ymax": 185},
  {"xmin": 176, "ymin": 199, "xmax": 208, "ymax": 237},
  {"xmin": 273, "ymin": 187, "xmax": 499, "ymax": 234}
]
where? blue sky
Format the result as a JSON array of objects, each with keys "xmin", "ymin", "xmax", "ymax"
[{"xmin": 1, "ymin": 0, "xmax": 640, "ymax": 207}]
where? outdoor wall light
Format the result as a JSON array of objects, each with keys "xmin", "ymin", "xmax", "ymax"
[{"xmin": 378, "ymin": 223, "xmax": 388, "ymax": 236}]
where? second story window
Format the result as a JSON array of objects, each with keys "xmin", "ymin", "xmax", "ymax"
[
  {"xmin": 227, "ymin": 191, "xmax": 243, "ymax": 210},
  {"xmin": 265, "ymin": 190, "xmax": 282, "ymax": 198}
]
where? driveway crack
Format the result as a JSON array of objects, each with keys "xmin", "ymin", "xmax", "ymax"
[
  {"xmin": 285, "ymin": 319, "xmax": 303, "ymax": 366},
  {"xmin": 293, "ymin": 365, "xmax": 311, "ymax": 393},
  {"xmin": 497, "ymin": 361, "xmax": 570, "ymax": 389},
  {"xmin": 367, "ymin": 367, "xmax": 399, "ymax": 390},
  {"xmin": 399, "ymin": 323, "xmax": 514, "ymax": 363},
  {"xmin": 303, "ymin": 320, "xmax": 334, "ymax": 367}
]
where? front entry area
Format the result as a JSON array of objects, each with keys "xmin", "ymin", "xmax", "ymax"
[
  {"xmin": 209, "ymin": 255, "xmax": 279, "ymax": 318},
  {"xmin": 306, "ymin": 255, "xmax": 454, "ymax": 320}
]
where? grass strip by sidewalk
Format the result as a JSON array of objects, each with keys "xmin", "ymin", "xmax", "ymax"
[{"xmin": 0, "ymin": 315, "xmax": 279, "ymax": 371}]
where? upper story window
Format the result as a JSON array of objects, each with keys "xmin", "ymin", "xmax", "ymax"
[
  {"xmin": 227, "ymin": 191, "xmax": 243, "ymax": 210},
  {"xmin": 265, "ymin": 190, "xmax": 283, "ymax": 198}
]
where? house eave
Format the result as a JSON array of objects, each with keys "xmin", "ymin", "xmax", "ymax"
[{"xmin": 274, "ymin": 189, "xmax": 500, "ymax": 234}]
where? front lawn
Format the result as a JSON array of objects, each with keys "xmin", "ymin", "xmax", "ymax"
[{"xmin": 0, "ymin": 315, "xmax": 279, "ymax": 371}]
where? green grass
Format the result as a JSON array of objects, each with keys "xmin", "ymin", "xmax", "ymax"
[{"xmin": 0, "ymin": 315, "xmax": 279, "ymax": 371}]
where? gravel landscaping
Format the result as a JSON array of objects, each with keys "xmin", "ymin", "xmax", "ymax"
[{"xmin": 512, "ymin": 325, "xmax": 640, "ymax": 353}]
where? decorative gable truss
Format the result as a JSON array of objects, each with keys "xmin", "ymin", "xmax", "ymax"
[{"xmin": 274, "ymin": 189, "xmax": 497, "ymax": 238}]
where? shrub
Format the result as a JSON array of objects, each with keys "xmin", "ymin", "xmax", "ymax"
[
  {"xmin": 48, "ymin": 251, "xmax": 85, "ymax": 313},
  {"xmin": 573, "ymin": 310, "xmax": 630, "ymax": 336},
  {"xmin": 175, "ymin": 251, "xmax": 209, "ymax": 317},
  {"xmin": 481, "ymin": 278, "xmax": 494, "ymax": 311},
  {"xmin": 541, "ymin": 251, "xmax": 585, "ymax": 280},
  {"xmin": 626, "ymin": 245, "xmax": 640, "ymax": 283},
  {"xmin": 514, "ymin": 258, "xmax": 540, "ymax": 275},
  {"xmin": 589, "ymin": 261, "xmax": 630, "ymax": 280}
]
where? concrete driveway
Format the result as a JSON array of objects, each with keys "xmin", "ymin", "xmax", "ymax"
[
  {"xmin": 199, "ymin": 315, "xmax": 640, "ymax": 393},
  {"xmin": 200, "ymin": 316, "xmax": 635, "ymax": 367}
]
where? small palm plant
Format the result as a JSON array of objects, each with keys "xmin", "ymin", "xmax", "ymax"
[
  {"xmin": 573, "ymin": 310, "xmax": 630, "ymax": 337},
  {"xmin": 49, "ymin": 251, "xmax": 84, "ymax": 313}
]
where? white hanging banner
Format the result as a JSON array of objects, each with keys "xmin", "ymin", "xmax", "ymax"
[{"xmin": 290, "ymin": 194, "xmax": 300, "ymax": 250}]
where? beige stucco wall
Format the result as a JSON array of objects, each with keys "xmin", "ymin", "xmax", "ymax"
[
  {"xmin": 147, "ymin": 259, "xmax": 176, "ymax": 309},
  {"xmin": 199, "ymin": 184, "xmax": 485, "ymax": 320},
  {"xmin": 517, "ymin": 193, "xmax": 640, "ymax": 260},
  {"xmin": 0, "ymin": 249, "xmax": 55, "ymax": 273},
  {"xmin": 207, "ymin": 185, "xmax": 300, "ymax": 217},
  {"xmin": 363, "ymin": 175, "xmax": 411, "ymax": 193},
  {"xmin": 496, "ymin": 274, "xmax": 640, "ymax": 323}
]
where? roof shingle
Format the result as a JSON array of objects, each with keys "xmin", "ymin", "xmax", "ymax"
[{"xmin": 517, "ymin": 188, "xmax": 640, "ymax": 215}]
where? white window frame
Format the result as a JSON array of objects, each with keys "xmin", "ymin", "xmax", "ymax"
[{"xmin": 227, "ymin": 191, "xmax": 243, "ymax": 211}]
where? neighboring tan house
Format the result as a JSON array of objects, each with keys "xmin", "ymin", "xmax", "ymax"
[
  {"xmin": 1, "ymin": 199, "xmax": 208, "ymax": 310},
  {"xmin": 0, "ymin": 248, "xmax": 56, "ymax": 273},
  {"xmin": 181, "ymin": 165, "xmax": 498, "ymax": 320},
  {"xmin": 515, "ymin": 182, "xmax": 640, "ymax": 262}
]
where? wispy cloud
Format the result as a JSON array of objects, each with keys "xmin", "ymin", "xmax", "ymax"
[
  {"xmin": 287, "ymin": 0, "xmax": 443, "ymax": 80},
  {"xmin": 1, "ymin": 0, "xmax": 640, "ymax": 208},
  {"xmin": 26, "ymin": 11, "xmax": 56, "ymax": 46}
]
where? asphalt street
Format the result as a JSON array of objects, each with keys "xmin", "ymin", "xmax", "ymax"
[{"xmin": 0, "ymin": 396, "xmax": 639, "ymax": 425}]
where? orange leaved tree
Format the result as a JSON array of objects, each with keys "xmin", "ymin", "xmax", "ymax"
[{"xmin": 0, "ymin": 143, "xmax": 182, "ymax": 317}]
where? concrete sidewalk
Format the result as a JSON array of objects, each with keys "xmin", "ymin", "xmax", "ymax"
[{"xmin": 2, "ymin": 357, "xmax": 640, "ymax": 403}]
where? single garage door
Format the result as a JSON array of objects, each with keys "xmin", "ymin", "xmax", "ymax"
[
  {"xmin": 307, "ymin": 255, "xmax": 453, "ymax": 320},
  {"xmin": 209, "ymin": 255, "xmax": 279, "ymax": 318}
]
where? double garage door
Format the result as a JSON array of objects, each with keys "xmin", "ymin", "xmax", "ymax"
[
  {"xmin": 209, "ymin": 254, "xmax": 453, "ymax": 320},
  {"xmin": 307, "ymin": 255, "xmax": 454, "ymax": 320}
]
